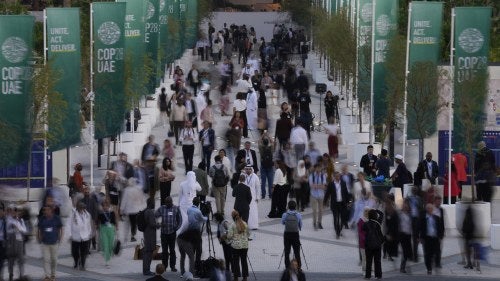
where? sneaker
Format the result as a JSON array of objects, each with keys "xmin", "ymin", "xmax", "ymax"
[{"xmin": 318, "ymin": 223, "xmax": 323, "ymax": 229}]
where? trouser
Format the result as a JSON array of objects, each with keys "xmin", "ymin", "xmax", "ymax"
[
  {"xmin": 294, "ymin": 144, "xmax": 305, "ymax": 163},
  {"xmin": 221, "ymin": 241, "xmax": 232, "ymax": 271},
  {"xmin": 237, "ymin": 110, "xmax": 248, "ymax": 138},
  {"xmin": 177, "ymin": 237, "xmax": 195, "ymax": 275},
  {"xmin": 283, "ymin": 232, "xmax": 301, "ymax": 269},
  {"xmin": 41, "ymin": 244, "xmax": 59, "ymax": 278},
  {"xmin": 0, "ymin": 244, "xmax": 5, "ymax": 278},
  {"xmin": 235, "ymin": 207, "xmax": 249, "ymax": 223},
  {"xmin": 7, "ymin": 240, "xmax": 24, "ymax": 278},
  {"xmin": 99, "ymin": 224, "xmax": 115, "ymax": 262},
  {"xmin": 143, "ymin": 248, "xmax": 153, "ymax": 274},
  {"xmin": 260, "ymin": 167, "xmax": 274, "ymax": 199},
  {"xmin": 198, "ymin": 47, "xmax": 205, "ymax": 61},
  {"xmin": 400, "ymin": 233, "xmax": 413, "ymax": 270},
  {"xmin": 360, "ymin": 248, "xmax": 367, "ymax": 271},
  {"xmin": 365, "ymin": 247, "xmax": 382, "ymax": 279},
  {"xmin": 296, "ymin": 183, "xmax": 308, "ymax": 210},
  {"xmin": 160, "ymin": 181, "xmax": 172, "ymax": 205},
  {"xmin": 310, "ymin": 197, "xmax": 324, "ymax": 225},
  {"xmin": 213, "ymin": 186, "xmax": 227, "ymax": 215},
  {"xmin": 231, "ymin": 248, "xmax": 248, "ymax": 278},
  {"xmin": 128, "ymin": 214, "xmax": 137, "ymax": 238},
  {"xmin": 411, "ymin": 217, "xmax": 420, "ymax": 261},
  {"xmin": 477, "ymin": 182, "xmax": 492, "ymax": 202},
  {"xmin": 270, "ymin": 185, "xmax": 288, "ymax": 217},
  {"xmin": 424, "ymin": 236, "xmax": 439, "ymax": 272},
  {"xmin": 182, "ymin": 144, "xmax": 195, "ymax": 173},
  {"xmin": 436, "ymin": 238, "xmax": 442, "ymax": 267},
  {"xmin": 332, "ymin": 202, "xmax": 344, "ymax": 236},
  {"xmin": 173, "ymin": 121, "xmax": 184, "ymax": 144},
  {"xmin": 202, "ymin": 146, "xmax": 213, "ymax": 171},
  {"xmin": 71, "ymin": 240, "xmax": 89, "ymax": 268}
]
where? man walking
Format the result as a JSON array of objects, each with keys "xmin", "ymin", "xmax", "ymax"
[
  {"xmin": 281, "ymin": 201, "xmax": 302, "ymax": 269},
  {"xmin": 180, "ymin": 121, "xmax": 198, "ymax": 174},
  {"xmin": 209, "ymin": 156, "xmax": 231, "ymax": 215},
  {"xmin": 233, "ymin": 174, "xmax": 252, "ymax": 223},
  {"xmin": 156, "ymin": 197, "xmax": 182, "ymax": 273},
  {"xmin": 420, "ymin": 203, "xmax": 444, "ymax": 275},
  {"xmin": 199, "ymin": 121, "xmax": 215, "ymax": 171},
  {"xmin": 326, "ymin": 172, "xmax": 349, "ymax": 239},
  {"xmin": 290, "ymin": 122, "xmax": 308, "ymax": 163},
  {"xmin": 37, "ymin": 205, "xmax": 63, "ymax": 281}
]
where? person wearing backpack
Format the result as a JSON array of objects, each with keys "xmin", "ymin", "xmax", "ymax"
[
  {"xmin": 363, "ymin": 209, "xmax": 384, "ymax": 279},
  {"xmin": 281, "ymin": 201, "xmax": 302, "ymax": 269},
  {"xmin": 209, "ymin": 156, "xmax": 231, "ymax": 215}
]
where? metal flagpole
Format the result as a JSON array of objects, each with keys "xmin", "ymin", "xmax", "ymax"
[
  {"xmin": 448, "ymin": 9, "xmax": 455, "ymax": 205},
  {"xmin": 43, "ymin": 9, "xmax": 48, "ymax": 188},
  {"xmin": 402, "ymin": 3, "xmax": 412, "ymax": 159},
  {"xmin": 369, "ymin": 0, "xmax": 376, "ymax": 145},
  {"xmin": 90, "ymin": 4, "xmax": 95, "ymax": 189},
  {"xmin": 355, "ymin": 0, "xmax": 360, "ymax": 127}
]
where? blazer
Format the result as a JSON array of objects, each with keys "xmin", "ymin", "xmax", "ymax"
[
  {"xmin": 233, "ymin": 183, "xmax": 252, "ymax": 213},
  {"xmin": 198, "ymin": 128, "xmax": 215, "ymax": 148},
  {"xmin": 235, "ymin": 149, "xmax": 259, "ymax": 173},
  {"xmin": 360, "ymin": 153, "xmax": 378, "ymax": 177},
  {"xmin": 325, "ymin": 180, "xmax": 349, "ymax": 210},
  {"xmin": 419, "ymin": 212, "xmax": 444, "ymax": 240},
  {"xmin": 421, "ymin": 160, "xmax": 439, "ymax": 184}
]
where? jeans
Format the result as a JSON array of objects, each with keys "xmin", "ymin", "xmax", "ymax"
[
  {"xmin": 202, "ymin": 145, "xmax": 213, "ymax": 171},
  {"xmin": 283, "ymin": 232, "xmax": 301, "ymax": 269},
  {"xmin": 42, "ymin": 244, "xmax": 59, "ymax": 278},
  {"xmin": 177, "ymin": 237, "xmax": 195, "ymax": 275},
  {"xmin": 231, "ymin": 248, "xmax": 248, "ymax": 278},
  {"xmin": 182, "ymin": 144, "xmax": 195, "ymax": 173},
  {"xmin": 423, "ymin": 236, "xmax": 439, "ymax": 272},
  {"xmin": 260, "ymin": 167, "xmax": 274, "ymax": 199}
]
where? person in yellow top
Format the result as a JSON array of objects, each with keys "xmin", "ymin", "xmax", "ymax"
[{"xmin": 227, "ymin": 210, "xmax": 250, "ymax": 281}]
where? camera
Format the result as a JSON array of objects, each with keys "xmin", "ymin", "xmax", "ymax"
[{"xmin": 200, "ymin": 201, "xmax": 212, "ymax": 217}]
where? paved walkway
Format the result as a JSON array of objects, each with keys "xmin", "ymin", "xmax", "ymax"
[{"xmin": 13, "ymin": 48, "xmax": 500, "ymax": 281}]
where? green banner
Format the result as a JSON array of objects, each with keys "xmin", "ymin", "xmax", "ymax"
[
  {"xmin": 165, "ymin": 0, "xmax": 178, "ymax": 64},
  {"xmin": 158, "ymin": 0, "xmax": 168, "ymax": 79},
  {"xmin": 185, "ymin": 0, "xmax": 198, "ymax": 48},
  {"xmin": 144, "ymin": 0, "xmax": 160, "ymax": 94},
  {"xmin": 406, "ymin": 1, "xmax": 443, "ymax": 139},
  {"xmin": 0, "ymin": 16, "xmax": 34, "ymax": 168},
  {"xmin": 92, "ymin": 2, "xmax": 126, "ymax": 139},
  {"xmin": 118, "ymin": 0, "xmax": 145, "ymax": 100},
  {"xmin": 453, "ymin": 7, "xmax": 492, "ymax": 151},
  {"xmin": 357, "ymin": 0, "xmax": 372, "ymax": 103},
  {"xmin": 372, "ymin": 0, "xmax": 398, "ymax": 124},
  {"xmin": 178, "ymin": 0, "xmax": 186, "ymax": 57},
  {"xmin": 46, "ymin": 8, "xmax": 81, "ymax": 151}
]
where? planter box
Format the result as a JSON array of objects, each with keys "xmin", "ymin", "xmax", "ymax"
[
  {"xmin": 441, "ymin": 204, "xmax": 456, "ymax": 229},
  {"xmin": 491, "ymin": 224, "xmax": 500, "ymax": 250}
]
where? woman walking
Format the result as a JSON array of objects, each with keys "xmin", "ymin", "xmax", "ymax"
[
  {"xmin": 70, "ymin": 202, "xmax": 92, "ymax": 270},
  {"xmin": 98, "ymin": 200, "xmax": 118, "ymax": 267},
  {"xmin": 227, "ymin": 211, "xmax": 250, "ymax": 281},
  {"xmin": 159, "ymin": 158, "xmax": 176, "ymax": 204}
]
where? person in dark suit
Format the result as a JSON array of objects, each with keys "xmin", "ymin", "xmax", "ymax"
[
  {"xmin": 233, "ymin": 174, "xmax": 253, "ymax": 223},
  {"xmin": 235, "ymin": 141, "xmax": 259, "ymax": 174},
  {"xmin": 143, "ymin": 198, "xmax": 158, "ymax": 276},
  {"xmin": 419, "ymin": 203, "xmax": 444, "ymax": 275},
  {"xmin": 360, "ymin": 145, "xmax": 378, "ymax": 178},
  {"xmin": 422, "ymin": 152, "xmax": 439, "ymax": 185},
  {"xmin": 325, "ymin": 172, "xmax": 349, "ymax": 239},
  {"xmin": 198, "ymin": 121, "xmax": 216, "ymax": 171}
]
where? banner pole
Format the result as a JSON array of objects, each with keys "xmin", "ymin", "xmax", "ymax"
[
  {"xmin": 90, "ymin": 4, "xmax": 95, "ymax": 189},
  {"xmin": 43, "ymin": 9, "xmax": 48, "ymax": 188},
  {"xmin": 369, "ymin": 0, "xmax": 375, "ymax": 145},
  {"xmin": 402, "ymin": 3, "xmax": 412, "ymax": 160},
  {"xmin": 448, "ymin": 8, "xmax": 455, "ymax": 205}
]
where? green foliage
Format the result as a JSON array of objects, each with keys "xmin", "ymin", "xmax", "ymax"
[
  {"xmin": 0, "ymin": 120, "xmax": 23, "ymax": 168},
  {"xmin": 0, "ymin": 1, "xmax": 28, "ymax": 15},
  {"xmin": 281, "ymin": 0, "xmax": 313, "ymax": 31}
]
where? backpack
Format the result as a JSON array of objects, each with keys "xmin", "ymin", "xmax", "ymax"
[
  {"xmin": 212, "ymin": 165, "xmax": 228, "ymax": 187},
  {"xmin": 261, "ymin": 146, "xmax": 274, "ymax": 169},
  {"xmin": 284, "ymin": 212, "xmax": 300, "ymax": 233},
  {"xmin": 137, "ymin": 209, "xmax": 147, "ymax": 232}
]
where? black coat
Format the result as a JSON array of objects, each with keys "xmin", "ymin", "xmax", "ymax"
[
  {"xmin": 235, "ymin": 149, "xmax": 259, "ymax": 173},
  {"xmin": 421, "ymin": 160, "xmax": 439, "ymax": 184},
  {"xmin": 360, "ymin": 153, "xmax": 378, "ymax": 177},
  {"xmin": 419, "ymin": 212, "xmax": 445, "ymax": 240},
  {"xmin": 233, "ymin": 183, "xmax": 252, "ymax": 214},
  {"xmin": 325, "ymin": 180, "xmax": 349, "ymax": 210}
]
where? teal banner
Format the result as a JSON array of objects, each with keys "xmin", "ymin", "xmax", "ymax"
[
  {"xmin": 453, "ymin": 7, "xmax": 492, "ymax": 151},
  {"xmin": 372, "ymin": 0, "xmax": 398, "ymax": 124},
  {"xmin": 0, "ymin": 15, "xmax": 34, "ymax": 168},
  {"xmin": 178, "ymin": 0, "xmax": 186, "ymax": 56},
  {"xmin": 144, "ymin": 0, "xmax": 160, "ymax": 94},
  {"xmin": 357, "ymin": 0, "xmax": 373, "ymax": 103},
  {"xmin": 185, "ymin": 0, "xmax": 198, "ymax": 48},
  {"xmin": 46, "ymin": 8, "xmax": 82, "ymax": 151},
  {"xmin": 118, "ymin": 0, "xmax": 146, "ymax": 100},
  {"xmin": 159, "ymin": 0, "xmax": 168, "ymax": 78},
  {"xmin": 92, "ymin": 2, "xmax": 126, "ymax": 139}
]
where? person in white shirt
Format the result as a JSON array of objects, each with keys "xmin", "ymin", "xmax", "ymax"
[
  {"xmin": 70, "ymin": 202, "xmax": 92, "ymax": 270},
  {"xmin": 6, "ymin": 205, "xmax": 27, "ymax": 281},
  {"xmin": 290, "ymin": 122, "xmax": 308, "ymax": 163},
  {"xmin": 178, "ymin": 171, "xmax": 202, "ymax": 234},
  {"xmin": 244, "ymin": 166, "xmax": 261, "ymax": 230},
  {"xmin": 245, "ymin": 89, "xmax": 258, "ymax": 131},
  {"xmin": 180, "ymin": 121, "xmax": 199, "ymax": 174}
]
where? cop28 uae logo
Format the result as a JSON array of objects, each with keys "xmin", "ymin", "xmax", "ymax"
[
  {"xmin": 376, "ymin": 15, "xmax": 390, "ymax": 37},
  {"xmin": 145, "ymin": 1, "xmax": 156, "ymax": 20},
  {"xmin": 1, "ymin": 37, "xmax": 28, "ymax": 63},
  {"xmin": 160, "ymin": 0, "xmax": 165, "ymax": 12},
  {"xmin": 361, "ymin": 3, "xmax": 373, "ymax": 23},
  {"xmin": 458, "ymin": 28, "xmax": 484, "ymax": 54},
  {"xmin": 97, "ymin": 21, "xmax": 121, "ymax": 45}
]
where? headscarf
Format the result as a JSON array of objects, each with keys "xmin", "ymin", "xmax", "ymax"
[{"xmin": 297, "ymin": 160, "xmax": 306, "ymax": 177}]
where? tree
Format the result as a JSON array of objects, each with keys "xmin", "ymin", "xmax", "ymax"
[{"xmin": 407, "ymin": 61, "xmax": 445, "ymax": 160}]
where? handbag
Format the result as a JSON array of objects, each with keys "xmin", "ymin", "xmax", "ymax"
[
  {"xmin": 113, "ymin": 239, "xmax": 121, "ymax": 256},
  {"xmin": 133, "ymin": 242, "xmax": 144, "ymax": 260},
  {"xmin": 168, "ymin": 130, "xmax": 174, "ymax": 137}
]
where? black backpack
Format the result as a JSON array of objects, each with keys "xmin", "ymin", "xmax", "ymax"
[
  {"xmin": 137, "ymin": 209, "xmax": 147, "ymax": 232},
  {"xmin": 284, "ymin": 212, "xmax": 300, "ymax": 233},
  {"xmin": 212, "ymin": 165, "xmax": 228, "ymax": 187}
]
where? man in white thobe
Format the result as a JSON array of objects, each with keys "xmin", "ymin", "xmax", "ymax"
[
  {"xmin": 246, "ymin": 89, "xmax": 258, "ymax": 131},
  {"xmin": 244, "ymin": 165, "xmax": 261, "ymax": 230}
]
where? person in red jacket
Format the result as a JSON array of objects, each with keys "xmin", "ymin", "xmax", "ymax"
[{"xmin": 443, "ymin": 161, "xmax": 460, "ymax": 204}]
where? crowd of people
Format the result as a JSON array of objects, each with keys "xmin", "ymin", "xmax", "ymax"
[{"xmin": 1, "ymin": 20, "xmax": 497, "ymax": 281}]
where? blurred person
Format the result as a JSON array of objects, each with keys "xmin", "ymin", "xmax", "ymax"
[
  {"xmin": 324, "ymin": 90, "xmax": 339, "ymax": 123},
  {"xmin": 194, "ymin": 162, "xmax": 210, "ymax": 203},
  {"xmin": 293, "ymin": 160, "xmax": 309, "ymax": 212},
  {"xmin": 305, "ymin": 142, "xmax": 321, "ymax": 166},
  {"xmin": 268, "ymin": 161, "xmax": 289, "ymax": 218},
  {"xmin": 216, "ymin": 149, "xmax": 233, "ymax": 174},
  {"xmin": 199, "ymin": 121, "xmax": 216, "ymax": 171},
  {"xmin": 384, "ymin": 198, "xmax": 399, "ymax": 261},
  {"xmin": 110, "ymin": 152, "xmax": 134, "ymax": 180},
  {"xmin": 146, "ymin": 263, "xmax": 169, "ymax": 281},
  {"xmin": 246, "ymin": 89, "xmax": 258, "ymax": 132},
  {"xmin": 209, "ymin": 156, "xmax": 231, "ymax": 215},
  {"xmin": 162, "ymin": 139, "xmax": 175, "ymax": 165},
  {"xmin": 281, "ymin": 201, "xmax": 302, "ymax": 269},
  {"xmin": 443, "ymin": 161, "xmax": 460, "ymax": 204},
  {"xmin": 170, "ymin": 99, "xmax": 188, "ymax": 145},
  {"xmin": 309, "ymin": 164, "xmax": 326, "ymax": 230},
  {"xmin": 350, "ymin": 173, "xmax": 376, "ymax": 227},
  {"xmin": 227, "ymin": 211, "xmax": 249, "ymax": 281},
  {"xmin": 280, "ymin": 258, "xmax": 306, "ymax": 281},
  {"xmin": 433, "ymin": 196, "xmax": 445, "ymax": 268},
  {"xmin": 340, "ymin": 164, "xmax": 355, "ymax": 200},
  {"xmin": 185, "ymin": 93, "xmax": 197, "ymax": 122},
  {"xmin": 120, "ymin": 178, "xmax": 146, "ymax": 242},
  {"xmin": 158, "ymin": 87, "xmax": 169, "ymax": 127},
  {"xmin": 233, "ymin": 174, "xmax": 252, "ymax": 223},
  {"xmin": 290, "ymin": 122, "xmax": 308, "ymax": 163},
  {"xmin": 200, "ymin": 100, "xmax": 215, "ymax": 126},
  {"xmin": 210, "ymin": 259, "xmax": 232, "ymax": 281},
  {"xmin": 259, "ymin": 134, "xmax": 275, "ymax": 200},
  {"xmin": 187, "ymin": 64, "xmax": 201, "ymax": 96},
  {"xmin": 325, "ymin": 172, "xmax": 349, "ymax": 238},
  {"xmin": 70, "ymin": 202, "xmax": 92, "ymax": 270},
  {"xmin": 143, "ymin": 198, "xmax": 158, "ymax": 276},
  {"xmin": 244, "ymin": 165, "xmax": 261, "ymax": 230},
  {"xmin": 475, "ymin": 141, "xmax": 496, "ymax": 202},
  {"xmin": 375, "ymin": 149, "xmax": 391, "ymax": 179},
  {"xmin": 158, "ymin": 158, "xmax": 176, "ymax": 205},
  {"xmin": 233, "ymin": 92, "xmax": 248, "ymax": 138},
  {"xmin": 462, "ymin": 207, "xmax": 476, "ymax": 269},
  {"xmin": 178, "ymin": 172, "xmax": 202, "ymax": 234},
  {"xmin": 98, "ymin": 200, "xmax": 118, "ymax": 267},
  {"xmin": 102, "ymin": 171, "xmax": 123, "ymax": 210},
  {"xmin": 399, "ymin": 199, "xmax": 413, "ymax": 273},
  {"xmin": 71, "ymin": 163, "xmax": 84, "ymax": 195},
  {"xmin": 142, "ymin": 135, "xmax": 160, "ymax": 198},
  {"xmin": 408, "ymin": 186, "xmax": 424, "ymax": 262},
  {"xmin": 215, "ymin": 213, "xmax": 232, "ymax": 272},
  {"xmin": 363, "ymin": 209, "xmax": 384, "ymax": 279},
  {"xmin": 357, "ymin": 208, "xmax": 370, "ymax": 273},
  {"xmin": 155, "ymin": 196, "xmax": 182, "ymax": 273},
  {"xmin": 275, "ymin": 112, "xmax": 293, "ymax": 148},
  {"xmin": 6, "ymin": 206, "xmax": 27, "ymax": 281},
  {"xmin": 0, "ymin": 206, "xmax": 6, "ymax": 279},
  {"xmin": 180, "ymin": 121, "xmax": 198, "ymax": 174},
  {"xmin": 360, "ymin": 145, "xmax": 378, "ymax": 178},
  {"xmin": 420, "ymin": 203, "xmax": 444, "ymax": 275},
  {"xmin": 228, "ymin": 112, "xmax": 244, "ymax": 166},
  {"xmin": 37, "ymin": 205, "xmax": 64, "ymax": 281}
]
